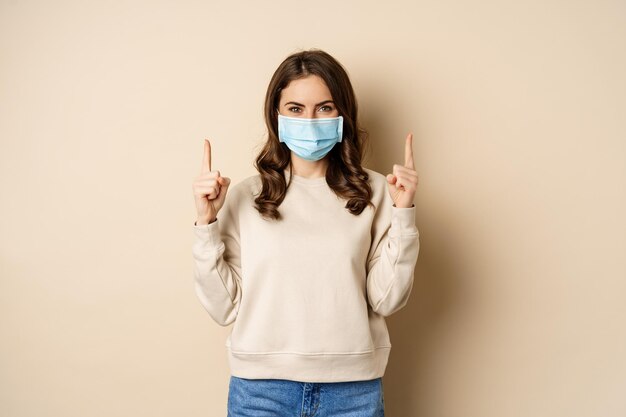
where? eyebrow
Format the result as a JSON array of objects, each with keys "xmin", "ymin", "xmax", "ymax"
[{"xmin": 284, "ymin": 100, "xmax": 334, "ymax": 107}]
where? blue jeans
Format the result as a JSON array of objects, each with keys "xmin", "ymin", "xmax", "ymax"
[{"xmin": 227, "ymin": 375, "xmax": 385, "ymax": 417}]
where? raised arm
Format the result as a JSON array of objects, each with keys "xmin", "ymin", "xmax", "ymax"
[
  {"xmin": 366, "ymin": 133, "xmax": 420, "ymax": 316},
  {"xmin": 366, "ymin": 201, "xmax": 420, "ymax": 317},
  {"xmin": 191, "ymin": 139, "xmax": 240, "ymax": 326}
]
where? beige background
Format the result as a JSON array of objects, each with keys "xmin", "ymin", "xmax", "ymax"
[{"xmin": 1, "ymin": 0, "xmax": 625, "ymax": 416}]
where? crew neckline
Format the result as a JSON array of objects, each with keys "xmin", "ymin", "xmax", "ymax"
[{"xmin": 286, "ymin": 170, "xmax": 328, "ymax": 186}]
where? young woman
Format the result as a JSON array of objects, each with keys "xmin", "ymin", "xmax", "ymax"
[{"xmin": 191, "ymin": 49, "xmax": 420, "ymax": 416}]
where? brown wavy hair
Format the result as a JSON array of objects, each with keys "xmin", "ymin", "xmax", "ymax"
[{"xmin": 253, "ymin": 48, "xmax": 374, "ymax": 221}]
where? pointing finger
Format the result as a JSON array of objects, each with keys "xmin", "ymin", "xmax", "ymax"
[
  {"xmin": 201, "ymin": 139, "xmax": 212, "ymax": 173},
  {"xmin": 404, "ymin": 133, "xmax": 415, "ymax": 169}
]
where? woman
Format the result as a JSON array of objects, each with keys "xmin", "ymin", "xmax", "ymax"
[{"xmin": 191, "ymin": 49, "xmax": 420, "ymax": 416}]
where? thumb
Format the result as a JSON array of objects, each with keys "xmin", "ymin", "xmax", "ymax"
[
  {"xmin": 218, "ymin": 176, "xmax": 231, "ymax": 190},
  {"xmin": 215, "ymin": 177, "xmax": 231, "ymax": 206},
  {"xmin": 386, "ymin": 174, "xmax": 396, "ymax": 185}
]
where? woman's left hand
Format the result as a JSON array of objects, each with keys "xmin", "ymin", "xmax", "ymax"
[{"xmin": 386, "ymin": 133, "xmax": 419, "ymax": 208}]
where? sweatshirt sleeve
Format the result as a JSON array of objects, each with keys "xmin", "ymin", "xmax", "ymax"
[
  {"xmin": 365, "ymin": 194, "xmax": 420, "ymax": 317},
  {"xmin": 192, "ymin": 192, "xmax": 242, "ymax": 327}
]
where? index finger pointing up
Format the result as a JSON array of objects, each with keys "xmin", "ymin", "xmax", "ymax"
[
  {"xmin": 201, "ymin": 139, "xmax": 212, "ymax": 173},
  {"xmin": 404, "ymin": 133, "xmax": 415, "ymax": 169}
]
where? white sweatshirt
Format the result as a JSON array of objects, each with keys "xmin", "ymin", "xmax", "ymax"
[{"xmin": 192, "ymin": 167, "xmax": 420, "ymax": 383}]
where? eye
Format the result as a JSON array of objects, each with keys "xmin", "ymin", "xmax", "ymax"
[
  {"xmin": 288, "ymin": 107, "xmax": 302, "ymax": 113},
  {"xmin": 318, "ymin": 105, "xmax": 333, "ymax": 112}
]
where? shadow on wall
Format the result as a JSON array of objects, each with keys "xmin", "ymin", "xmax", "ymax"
[
  {"xmin": 360, "ymin": 83, "xmax": 467, "ymax": 416},
  {"xmin": 384, "ymin": 223, "xmax": 465, "ymax": 416}
]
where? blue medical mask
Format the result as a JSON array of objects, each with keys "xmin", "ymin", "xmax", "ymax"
[{"xmin": 277, "ymin": 114, "xmax": 344, "ymax": 161}]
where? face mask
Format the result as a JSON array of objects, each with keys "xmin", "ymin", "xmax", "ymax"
[{"xmin": 277, "ymin": 114, "xmax": 343, "ymax": 161}]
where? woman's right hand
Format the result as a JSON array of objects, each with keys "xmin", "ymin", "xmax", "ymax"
[{"xmin": 192, "ymin": 139, "xmax": 231, "ymax": 225}]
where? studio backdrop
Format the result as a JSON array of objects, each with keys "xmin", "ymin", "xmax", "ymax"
[{"xmin": 1, "ymin": 1, "xmax": 624, "ymax": 416}]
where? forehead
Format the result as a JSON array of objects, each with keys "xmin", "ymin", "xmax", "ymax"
[{"xmin": 279, "ymin": 75, "xmax": 332, "ymax": 103}]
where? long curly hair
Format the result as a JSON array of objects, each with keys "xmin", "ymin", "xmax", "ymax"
[{"xmin": 253, "ymin": 49, "xmax": 374, "ymax": 221}]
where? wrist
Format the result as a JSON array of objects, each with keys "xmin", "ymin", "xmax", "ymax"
[{"xmin": 195, "ymin": 216, "xmax": 217, "ymax": 226}]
